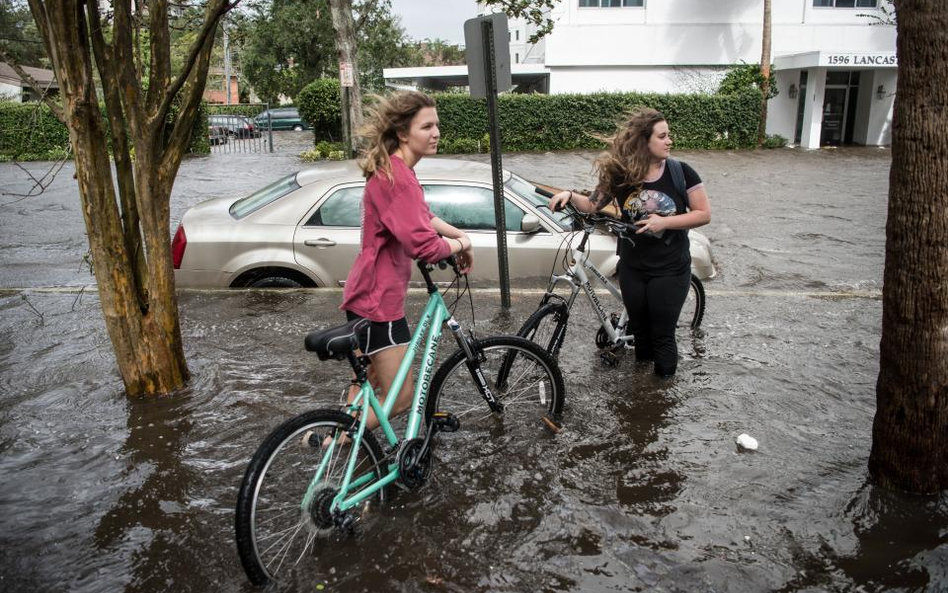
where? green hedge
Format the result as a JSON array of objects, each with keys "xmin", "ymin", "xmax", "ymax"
[
  {"xmin": 207, "ymin": 103, "xmax": 267, "ymax": 119},
  {"xmin": 434, "ymin": 90, "xmax": 762, "ymax": 153},
  {"xmin": 0, "ymin": 101, "xmax": 71, "ymax": 160},
  {"xmin": 0, "ymin": 100, "xmax": 210, "ymax": 161}
]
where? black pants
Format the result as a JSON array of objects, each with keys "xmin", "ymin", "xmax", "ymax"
[{"xmin": 618, "ymin": 264, "xmax": 691, "ymax": 376}]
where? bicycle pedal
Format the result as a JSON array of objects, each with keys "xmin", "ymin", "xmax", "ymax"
[
  {"xmin": 542, "ymin": 415, "xmax": 562, "ymax": 433},
  {"xmin": 599, "ymin": 350, "xmax": 619, "ymax": 367},
  {"xmin": 431, "ymin": 411, "xmax": 460, "ymax": 433}
]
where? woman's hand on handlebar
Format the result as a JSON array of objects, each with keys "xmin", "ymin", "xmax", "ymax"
[
  {"xmin": 549, "ymin": 190, "xmax": 572, "ymax": 212},
  {"xmin": 455, "ymin": 244, "xmax": 473, "ymax": 274}
]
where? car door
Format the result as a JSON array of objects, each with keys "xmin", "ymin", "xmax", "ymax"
[
  {"xmin": 421, "ymin": 183, "xmax": 563, "ymax": 283},
  {"xmin": 292, "ymin": 184, "xmax": 364, "ymax": 286}
]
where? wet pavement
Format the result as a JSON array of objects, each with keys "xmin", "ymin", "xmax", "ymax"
[{"xmin": 1, "ymin": 135, "xmax": 946, "ymax": 592}]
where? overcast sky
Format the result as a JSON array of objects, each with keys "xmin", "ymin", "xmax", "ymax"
[{"xmin": 389, "ymin": 0, "xmax": 480, "ymax": 45}]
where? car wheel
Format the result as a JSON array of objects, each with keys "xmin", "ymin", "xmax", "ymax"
[
  {"xmin": 292, "ymin": 124, "xmax": 304, "ymax": 131},
  {"xmin": 249, "ymin": 276, "xmax": 303, "ymax": 288}
]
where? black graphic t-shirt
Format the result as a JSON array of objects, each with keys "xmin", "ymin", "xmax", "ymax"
[{"xmin": 610, "ymin": 160, "xmax": 701, "ymax": 275}]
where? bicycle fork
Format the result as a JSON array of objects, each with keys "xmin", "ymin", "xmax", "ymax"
[{"xmin": 446, "ymin": 318, "xmax": 504, "ymax": 413}]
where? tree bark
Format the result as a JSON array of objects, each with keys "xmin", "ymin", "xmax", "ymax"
[
  {"xmin": 869, "ymin": 0, "xmax": 948, "ymax": 493},
  {"xmin": 25, "ymin": 0, "xmax": 231, "ymax": 396},
  {"xmin": 329, "ymin": 0, "xmax": 363, "ymax": 156},
  {"xmin": 757, "ymin": 0, "xmax": 771, "ymax": 147}
]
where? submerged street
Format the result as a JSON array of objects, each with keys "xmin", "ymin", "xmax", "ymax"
[{"xmin": 1, "ymin": 140, "xmax": 945, "ymax": 592}]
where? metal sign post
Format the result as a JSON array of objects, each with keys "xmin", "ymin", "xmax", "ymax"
[
  {"xmin": 464, "ymin": 13, "xmax": 512, "ymax": 309},
  {"xmin": 339, "ymin": 62, "xmax": 354, "ymax": 158}
]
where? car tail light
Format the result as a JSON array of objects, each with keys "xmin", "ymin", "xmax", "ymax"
[{"xmin": 172, "ymin": 225, "xmax": 186, "ymax": 269}]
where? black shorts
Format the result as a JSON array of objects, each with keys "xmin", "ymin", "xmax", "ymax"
[{"xmin": 344, "ymin": 311, "xmax": 411, "ymax": 355}]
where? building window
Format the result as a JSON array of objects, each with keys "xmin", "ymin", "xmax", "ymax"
[
  {"xmin": 515, "ymin": 53, "xmax": 520, "ymax": 63},
  {"xmin": 579, "ymin": 0, "xmax": 644, "ymax": 7},
  {"xmin": 813, "ymin": 0, "xmax": 877, "ymax": 7},
  {"xmin": 516, "ymin": 30, "xmax": 520, "ymax": 41}
]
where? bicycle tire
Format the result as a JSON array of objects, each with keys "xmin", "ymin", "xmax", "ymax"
[
  {"xmin": 680, "ymin": 274, "xmax": 706, "ymax": 329},
  {"xmin": 425, "ymin": 335, "xmax": 565, "ymax": 431},
  {"xmin": 235, "ymin": 409, "xmax": 386, "ymax": 586},
  {"xmin": 516, "ymin": 301, "xmax": 570, "ymax": 360}
]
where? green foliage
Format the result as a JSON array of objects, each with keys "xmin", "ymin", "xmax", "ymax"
[
  {"xmin": 242, "ymin": 0, "xmax": 412, "ymax": 102},
  {"xmin": 432, "ymin": 90, "xmax": 761, "ymax": 153},
  {"xmin": 0, "ymin": 100, "xmax": 209, "ymax": 160},
  {"xmin": 300, "ymin": 140, "xmax": 345, "ymax": 162},
  {"xmin": 0, "ymin": 0, "xmax": 48, "ymax": 66},
  {"xmin": 298, "ymin": 79, "xmax": 342, "ymax": 142},
  {"xmin": 718, "ymin": 63, "xmax": 778, "ymax": 99},
  {"xmin": 0, "ymin": 101, "xmax": 70, "ymax": 159},
  {"xmin": 482, "ymin": 0, "xmax": 557, "ymax": 44},
  {"xmin": 762, "ymin": 134, "xmax": 788, "ymax": 149},
  {"xmin": 207, "ymin": 103, "xmax": 264, "ymax": 118}
]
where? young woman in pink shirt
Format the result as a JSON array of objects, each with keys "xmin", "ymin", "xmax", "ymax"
[{"xmin": 339, "ymin": 91, "xmax": 473, "ymax": 431}]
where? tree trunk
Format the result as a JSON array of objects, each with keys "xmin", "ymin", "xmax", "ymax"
[
  {"xmin": 329, "ymin": 0, "xmax": 363, "ymax": 156},
  {"xmin": 868, "ymin": 0, "xmax": 948, "ymax": 493},
  {"xmin": 26, "ymin": 0, "xmax": 229, "ymax": 396},
  {"xmin": 757, "ymin": 0, "xmax": 771, "ymax": 147}
]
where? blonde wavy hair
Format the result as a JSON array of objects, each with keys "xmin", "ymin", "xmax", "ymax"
[
  {"xmin": 358, "ymin": 91, "xmax": 436, "ymax": 181},
  {"xmin": 593, "ymin": 107, "xmax": 667, "ymax": 199}
]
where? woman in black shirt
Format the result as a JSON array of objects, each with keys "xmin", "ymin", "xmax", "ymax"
[{"xmin": 548, "ymin": 108, "xmax": 711, "ymax": 377}]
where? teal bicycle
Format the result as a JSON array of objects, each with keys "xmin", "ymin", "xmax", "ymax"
[{"xmin": 234, "ymin": 258, "xmax": 565, "ymax": 586}]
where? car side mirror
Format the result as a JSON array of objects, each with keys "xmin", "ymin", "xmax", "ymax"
[{"xmin": 521, "ymin": 214, "xmax": 542, "ymax": 233}]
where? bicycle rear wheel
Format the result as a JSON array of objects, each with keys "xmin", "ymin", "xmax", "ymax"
[
  {"xmin": 679, "ymin": 274, "xmax": 706, "ymax": 328},
  {"xmin": 516, "ymin": 301, "xmax": 570, "ymax": 360},
  {"xmin": 425, "ymin": 335, "xmax": 564, "ymax": 431},
  {"xmin": 235, "ymin": 409, "xmax": 386, "ymax": 586}
]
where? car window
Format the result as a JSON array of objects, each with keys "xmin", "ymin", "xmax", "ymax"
[
  {"xmin": 505, "ymin": 173, "xmax": 571, "ymax": 231},
  {"xmin": 422, "ymin": 184, "xmax": 526, "ymax": 232},
  {"xmin": 230, "ymin": 174, "xmax": 301, "ymax": 219},
  {"xmin": 304, "ymin": 186, "xmax": 362, "ymax": 226}
]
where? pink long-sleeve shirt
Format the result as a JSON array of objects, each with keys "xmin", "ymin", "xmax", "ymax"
[{"xmin": 340, "ymin": 155, "xmax": 451, "ymax": 321}]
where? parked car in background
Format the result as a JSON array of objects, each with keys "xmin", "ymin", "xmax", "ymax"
[
  {"xmin": 208, "ymin": 114, "xmax": 260, "ymax": 139},
  {"xmin": 253, "ymin": 107, "xmax": 310, "ymax": 131},
  {"xmin": 208, "ymin": 124, "xmax": 228, "ymax": 146},
  {"xmin": 172, "ymin": 158, "xmax": 715, "ymax": 288}
]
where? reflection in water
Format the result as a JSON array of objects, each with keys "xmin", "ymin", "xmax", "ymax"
[
  {"xmin": 838, "ymin": 482, "xmax": 948, "ymax": 590},
  {"xmin": 93, "ymin": 395, "xmax": 195, "ymax": 593}
]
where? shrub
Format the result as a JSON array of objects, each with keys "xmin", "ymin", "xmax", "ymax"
[
  {"xmin": 718, "ymin": 63, "xmax": 779, "ymax": 99},
  {"xmin": 298, "ymin": 78, "xmax": 342, "ymax": 142},
  {"xmin": 762, "ymin": 134, "xmax": 788, "ymax": 149},
  {"xmin": 0, "ymin": 100, "xmax": 209, "ymax": 160},
  {"xmin": 431, "ymin": 90, "xmax": 761, "ymax": 152}
]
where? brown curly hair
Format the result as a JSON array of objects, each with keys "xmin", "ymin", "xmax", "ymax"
[
  {"xmin": 593, "ymin": 107, "xmax": 667, "ymax": 201},
  {"xmin": 358, "ymin": 91, "xmax": 436, "ymax": 181}
]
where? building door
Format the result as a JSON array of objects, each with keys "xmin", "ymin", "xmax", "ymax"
[
  {"xmin": 821, "ymin": 71, "xmax": 860, "ymax": 146},
  {"xmin": 821, "ymin": 87, "xmax": 847, "ymax": 146}
]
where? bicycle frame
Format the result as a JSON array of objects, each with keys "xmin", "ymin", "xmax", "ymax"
[
  {"xmin": 303, "ymin": 265, "xmax": 499, "ymax": 516},
  {"xmin": 545, "ymin": 244, "xmax": 632, "ymax": 348}
]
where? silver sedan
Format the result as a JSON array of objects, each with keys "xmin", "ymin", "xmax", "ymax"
[{"xmin": 172, "ymin": 158, "xmax": 715, "ymax": 288}]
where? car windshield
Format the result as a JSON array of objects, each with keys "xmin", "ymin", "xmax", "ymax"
[
  {"xmin": 229, "ymin": 174, "xmax": 300, "ymax": 219},
  {"xmin": 504, "ymin": 173, "xmax": 571, "ymax": 231}
]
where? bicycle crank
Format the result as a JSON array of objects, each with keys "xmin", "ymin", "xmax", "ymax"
[{"xmin": 396, "ymin": 438, "xmax": 431, "ymax": 490}]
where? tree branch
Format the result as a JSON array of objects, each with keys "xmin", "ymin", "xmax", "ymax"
[
  {"xmin": 146, "ymin": 0, "xmax": 173, "ymax": 119},
  {"xmin": 0, "ymin": 47, "xmax": 64, "ymax": 122},
  {"xmin": 155, "ymin": 0, "xmax": 235, "ymax": 126}
]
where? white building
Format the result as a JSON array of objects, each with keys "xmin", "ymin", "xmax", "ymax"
[{"xmin": 384, "ymin": 0, "xmax": 897, "ymax": 149}]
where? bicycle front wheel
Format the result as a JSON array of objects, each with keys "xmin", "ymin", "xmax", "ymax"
[
  {"xmin": 234, "ymin": 409, "xmax": 386, "ymax": 587},
  {"xmin": 517, "ymin": 301, "xmax": 570, "ymax": 360},
  {"xmin": 425, "ymin": 335, "xmax": 565, "ymax": 431},
  {"xmin": 679, "ymin": 274, "xmax": 706, "ymax": 328}
]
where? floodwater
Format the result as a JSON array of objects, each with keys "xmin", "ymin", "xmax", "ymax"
[{"xmin": 1, "ymin": 135, "xmax": 946, "ymax": 592}]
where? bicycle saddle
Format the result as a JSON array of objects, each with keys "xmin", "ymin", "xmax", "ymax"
[{"xmin": 304, "ymin": 319, "xmax": 368, "ymax": 360}]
